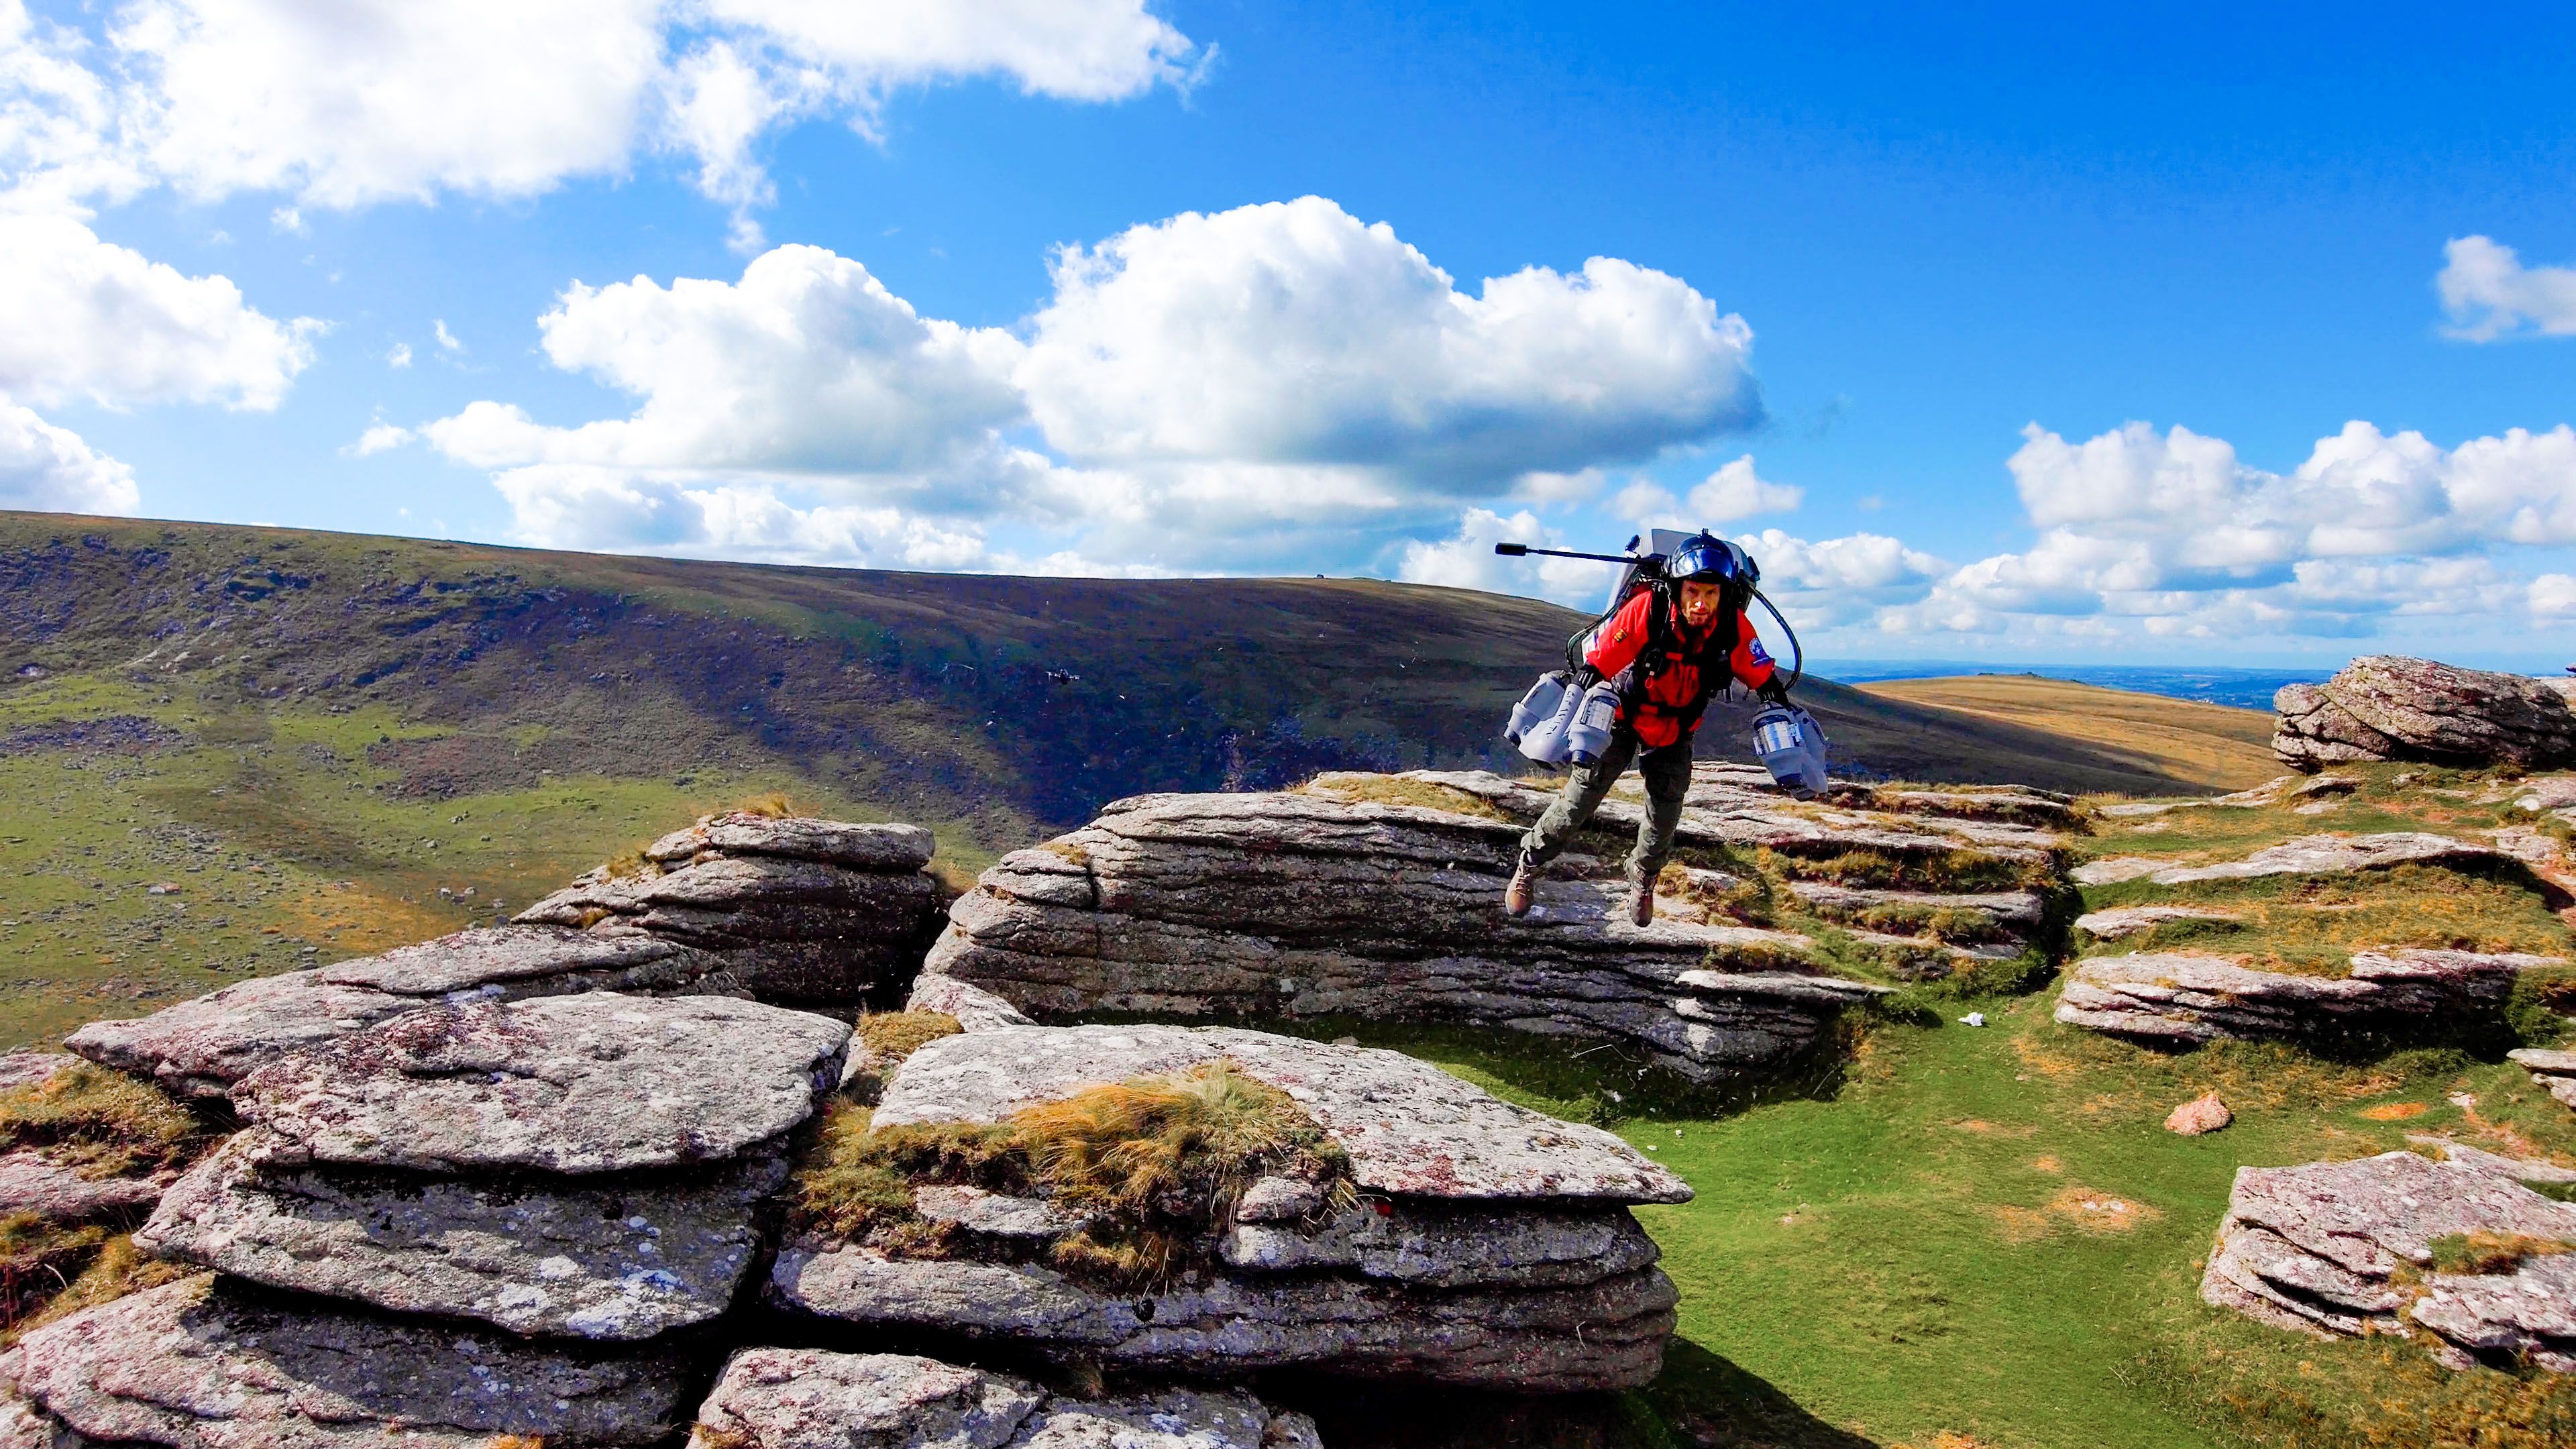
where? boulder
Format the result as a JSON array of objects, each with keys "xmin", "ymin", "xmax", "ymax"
[
  {"xmin": 139, "ymin": 1130, "xmax": 790, "ymax": 1340},
  {"xmin": 686, "ymin": 1347, "xmax": 1322, "ymax": 1449},
  {"xmin": 2055, "ymin": 949, "xmax": 2565, "ymax": 1043},
  {"xmin": 232, "ymin": 993, "xmax": 849, "ymax": 1174},
  {"xmin": 519, "ymin": 812, "xmax": 943, "ymax": 1004},
  {"xmin": 2200, "ymin": 1149, "xmax": 2576, "ymax": 1371},
  {"xmin": 4, "ymin": 1275, "xmax": 691, "ymax": 1446},
  {"xmin": 0, "ymin": 1151, "xmax": 162, "ymax": 1224},
  {"xmin": 773, "ymin": 1023, "xmax": 1686, "ymax": 1391},
  {"xmin": 2165, "ymin": 1093, "xmax": 2233, "ymax": 1136},
  {"xmin": 63, "ymin": 926, "xmax": 731, "ymax": 1099},
  {"xmin": 2274, "ymin": 657, "xmax": 2576, "ymax": 769},
  {"xmin": 911, "ymin": 769, "xmax": 1974, "ymax": 1081}
]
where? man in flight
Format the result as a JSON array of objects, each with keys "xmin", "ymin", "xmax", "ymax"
[{"xmin": 1505, "ymin": 532, "xmax": 1792, "ymax": 926}]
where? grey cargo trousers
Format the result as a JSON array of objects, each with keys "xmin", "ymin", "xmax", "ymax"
[{"xmin": 1517, "ymin": 725, "xmax": 1695, "ymax": 885}]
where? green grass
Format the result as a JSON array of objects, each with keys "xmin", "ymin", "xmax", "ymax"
[{"xmin": 1305, "ymin": 994, "xmax": 2576, "ymax": 1449}]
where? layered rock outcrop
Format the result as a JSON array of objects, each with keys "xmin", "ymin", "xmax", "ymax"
[
  {"xmin": 136, "ymin": 993, "xmax": 847, "ymax": 1340},
  {"xmin": 2201, "ymin": 1147, "xmax": 2576, "ymax": 1371},
  {"xmin": 2055, "ymin": 949, "xmax": 2567, "ymax": 1044},
  {"xmin": 913, "ymin": 766, "xmax": 2072, "ymax": 1080},
  {"xmin": 771, "ymin": 1022, "xmax": 1689, "ymax": 1391},
  {"xmin": 2274, "ymin": 656, "xmax": 2576, "ymax": 770},
  {"xmin": 66, "ymin": 812, "xmax": 941, "ymax": 1098},
  {"xmin": 517, "ymin": 812, "xmax": 943, "ymax": 1004}
]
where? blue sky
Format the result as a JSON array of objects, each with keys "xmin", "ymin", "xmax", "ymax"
[{"xmin": 4, "ymin": 1, "xmax": 2573, "ymax": 667}]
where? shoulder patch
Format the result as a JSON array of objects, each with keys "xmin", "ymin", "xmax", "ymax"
[{"xmin": 1747, "ymin": 638, "xmax": 1773, "ymax": 666}]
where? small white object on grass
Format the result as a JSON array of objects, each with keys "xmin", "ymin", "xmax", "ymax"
[{"xmin": 1958, "ymin": 1012, "xmax": 1986, "ymax": 1027}]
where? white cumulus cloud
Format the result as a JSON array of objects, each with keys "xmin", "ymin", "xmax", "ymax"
[
  {"xmin": 1882, "ymin": 419, "xmax": 2576, "ymax": 642},
  {"xmin": 1395, "ymin": 507, "xmax": 1624, "ymax": 606},
  {"xmin": 0, "ymin": 210, "xmax": 315, "ymax": 409},
  {"xmin": 421, "ymin": 205, "xmax": 1766, "ymax": 574},
  {"xmin": 1613, "ymin": 455, "xmax": 1803, "ymax": 531},
  {"xmin": 2437, "ymin": 235, "xmax": 2576, "ymax": 341},
  {"xmin": 0, "ymin": 401, "xmax": 140, "ymax": 514},
  {"xmin": 1, "ymin": 0, "xmax": 1201, "ymax": 223},
  {"xmin": 2533, "ymin": 574, "xmax": 2576, "ymax": 619},
  {"xmin": 1021, "ymin": 197, "xmax": 1758, "ymax": 490}
]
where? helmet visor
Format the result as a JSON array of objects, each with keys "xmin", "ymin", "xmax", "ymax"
[{"xmin": 1665, "ymin": 536, "xmax": 1741, "ymax": 584}]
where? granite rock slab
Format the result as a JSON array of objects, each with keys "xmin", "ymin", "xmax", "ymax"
[
  {"xmin": 770, "ymin": 1246, "xmax": 1679, "ymax": 1393},
  {"xmin": 63, "ymin": 926, "xmax": 733, "ymax": 1099},
  {"xmin": 2056, "ymin": 949, "xmax": 2564, "ymax": 1042},
  {"xmin": 2274, "ymin": 656, "xmax": 2576, "ymax": 769},
  {"xmin": 140, "ymin": 1129, "xmax": 790, "ymax": 1340},
  {"xmin": 233, "ymin": 992, "xmax": 848, "ymax": 1174}
]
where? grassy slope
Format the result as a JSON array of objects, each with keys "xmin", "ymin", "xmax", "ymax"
[{"xmin": 1858, "ymin": 676, "xmax": 2284, "ymax": 793}]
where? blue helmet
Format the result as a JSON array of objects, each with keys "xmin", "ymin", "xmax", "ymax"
[{"xmin": 1665, "ymin": 532, "xmax": 1757, "ymax": 590}]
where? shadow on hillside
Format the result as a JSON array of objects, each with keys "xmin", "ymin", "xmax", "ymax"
[{"xmin": 1276, "ymin": 1340, "xmax": 1880, "ymax": 1448}]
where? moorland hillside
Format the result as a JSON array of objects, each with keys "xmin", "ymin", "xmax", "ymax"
[{"xmin": 0, "ymin": 511, "xmax": 2261, "ymax": 1047}]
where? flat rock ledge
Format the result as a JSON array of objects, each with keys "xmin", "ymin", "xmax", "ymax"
[
  {"xmin": 2070, "ymin": 831, "xmax": 2502, "ymax": 888},
  {"xmin": 2, "ymin": 1275, "xmax": 693, "ymax": 1447},
  {"xmin": 912, "ymin": 770, "xmax": 1950, "ymax": 1082},
  {"xmin": 518, "ymin": 812, "xmax": 942, "ymax": 1004},
  {"xmin": 69, "ymin": 813, "xmax": 941, "ymax": 1099},
  {"xmin": 2511, "ymin": 1048, "xmax": 2576, "ymax": 1110},
  {"xmin": 139, "ymin": 994, "xmax": 847, "ymax": 1342},
  {"xmin": 2055, "ymin": 950, "xmax": 2568, "ymax": 1044},
  {"xmin": 775, "ymin": 1023, "xmax": 1684, "ymax": 1392},
  {"xmin": 2200, "ymin": 1150, "xmax": 2576, "ymax": 1371},
  {"xmin": 687, "ymin": 1347, "xmax": 1321, "ymax": 1449},
  {"xmin": 2274, "ymin": 656, "xmax": 2576, "ymax": 770},
  {"xmin": 139, "ymin": 1131, "xmax": 791, "ymax": 1341}
]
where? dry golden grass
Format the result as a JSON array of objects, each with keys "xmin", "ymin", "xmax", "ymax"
[
  {"xmin": 2082, "ymin": 865, "xmax": 2573, "ymax": 977},
  {"xmin": 0, "ymin": 1063, "xmax": 201, "ymax": 1179},
  {"xmin": 1860, "ymin": 675, "xmax": 2282, "ymax": 792},
  {"xmin": 790, "ymin": 1061, "xmax": 1353, "ymax": 1289},
  {"xmin": 1297, "ymin": 772, "xmax": 1521, "ymax": 824},
  {"xmin": 855, "ymin": 1010, "xmax": 963, "ymax": 1068}
]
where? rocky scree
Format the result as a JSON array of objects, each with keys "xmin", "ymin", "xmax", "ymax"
[{"xmin": 912, "ymin": 764, "xmax": 2076, "ymax": 1081}]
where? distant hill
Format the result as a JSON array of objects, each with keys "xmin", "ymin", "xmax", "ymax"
[
  {"xmin": 0, "ymin": 512, "xmax": 2261, "ymax": 1045},
  {"xmin": 1857, "ymin": 673, "xmax": 2284, "ymax": 792}
]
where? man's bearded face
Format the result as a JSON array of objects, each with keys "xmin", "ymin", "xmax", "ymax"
[{"xmin": 1677, "ymin": 578, "xmax": 1727, "ymax": 628}]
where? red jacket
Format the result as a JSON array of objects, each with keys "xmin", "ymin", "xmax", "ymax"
[{"xmin": 1583, "ymin": 589, "xmax": 1776, "ymax": 749}]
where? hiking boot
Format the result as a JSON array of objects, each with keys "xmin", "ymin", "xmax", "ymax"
[
  {"xmin": 1626, "ymin": 885, "xmax": 1655, "ymax": 927},
  {"xmin": 1503, "ymin": 855, "xmax": 1539, "ymax": 917}
]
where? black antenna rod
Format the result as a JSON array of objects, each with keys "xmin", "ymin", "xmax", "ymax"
[{"xmin": 1492, "ymin": 543, "xmax": 1645, "ymax": 565}]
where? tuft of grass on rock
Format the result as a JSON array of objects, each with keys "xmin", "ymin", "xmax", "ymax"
[
  {"xmin": 855, "ymin": 1010, "xmax": 963, "ymax": 1069},
  {"xmin": 0, "ymin": 1063, "xmax": 203, "ymax": 1179},
  {"xmin": 790, "ymin": 1060, "xmax": 1354, "ymax": 1290},
  {"xmin": 2425, "ymin": 1230, "xmax": 2575, "ymax": 1277},
  {"xmin": 1297, "ymin": 772, "xmax": 1522, "ymax": 826}
]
